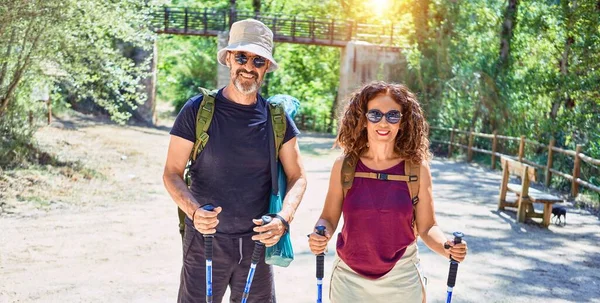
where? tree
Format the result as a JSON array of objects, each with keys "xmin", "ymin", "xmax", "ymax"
[
  {"xmin": 0, "ymin": 0, "xmax": 153, "ymax": 122},
  {"xmin": 497, "ymin": 0, "xmax": 519, "ymax": 73}
]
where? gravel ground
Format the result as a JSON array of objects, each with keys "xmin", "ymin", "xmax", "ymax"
[{"xmin": 1, "ymin": 113, "xmax": 599, "ymax": 303}]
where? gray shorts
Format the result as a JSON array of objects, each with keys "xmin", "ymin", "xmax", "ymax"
[{"xmin": 178, "ymin": 225, "xmax": 276, "ymax": 303}]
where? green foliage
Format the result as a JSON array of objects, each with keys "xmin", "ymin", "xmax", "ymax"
[
  {"xmin": 156, "ymin": 0, "xmax": 345, "ymax": 126},
  {"xmin": 0, "ymin": 0, "xmax": 153, "ymax": 125},
  {"xmin": 414, "ymin": 0, "xmax": 598, "ymax": 151},
  {"xmin": 1, "ymin": 0, "xmax": 595, "ymax": 201},
  {"xmin": 268, "ymin": 44, "xmax": 340, "ymax": 131},
  {"xmin": 417, "ymin": 0, "xmax": 599, "ymax": 204},
  {"xmin": 157, "ymin": 35, "xmax": 217, "ymax": 111},
  {"xmin": 0, "ymin": 101, "xmax": 37, "ymax": 168}
]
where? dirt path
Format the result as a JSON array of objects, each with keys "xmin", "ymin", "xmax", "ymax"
[{"xmin": 1, "ymin": 113, "xmax": 599, "ymax": 303}]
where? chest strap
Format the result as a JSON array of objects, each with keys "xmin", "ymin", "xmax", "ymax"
[{"xmin": 354, "ymin": 172, "xmax": 418, "ymax": 182}]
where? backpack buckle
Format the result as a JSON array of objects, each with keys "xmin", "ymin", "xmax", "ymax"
[
  {"xmin": 198, "ymin": 132, "xmax": 209, "ymax": 147},
  {"xmin": 202, "ymin": 102, "xmax": 214, "ymax": 113},
  {"xmin": 376, "ymin": 173, "xmax": 388, "ymax": 180},
  {"xmin": 409, "ymin": 175, "xmax": 418, "ymax": 182}
]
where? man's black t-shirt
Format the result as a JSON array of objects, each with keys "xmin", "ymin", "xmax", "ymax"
[{"xmin": 170, "ymin": 89, "xmax": 300, "ymax": 237}]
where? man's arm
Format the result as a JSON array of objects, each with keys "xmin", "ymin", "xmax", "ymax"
[
  {"xmin": 252, "ymin": 136, "xmax": 307, "ymax": 246},
  {"xmin": 278, "ymin": 136, "xmax": 307, "ymax": 224},
  {"xmin": 163, "ymin": 135, "xmax": 220, "ymax": 234}
]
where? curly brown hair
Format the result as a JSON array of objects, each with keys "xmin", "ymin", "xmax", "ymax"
[{"xmin": 336, "ymin": 81, "xmax": 431, "ymax": 164}]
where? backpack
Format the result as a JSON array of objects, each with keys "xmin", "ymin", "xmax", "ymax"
[
  {"xmin": 340, "ymin": 155, "xmax": 421, "ymax": 236},
  {"xmin": 177, "ymin": 87, "xmax": 287, "ymax": 238}
]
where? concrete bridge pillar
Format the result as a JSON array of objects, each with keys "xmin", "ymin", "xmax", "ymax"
[
  {"xmin": 336, "ymin": 41, "xmax": 406, "ymax": 118},
  {"xmin": 217, "ymin": 31, "xmax": 231, "ymax": 88}
]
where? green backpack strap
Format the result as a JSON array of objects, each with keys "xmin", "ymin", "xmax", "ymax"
[
  {"xmin": 191, "ymin": 88, "xmax": 217, "ymax": 162},
  {"xmin": 267, "ymin": 102, "xmax": 286, "ymax": 195},
  {"xmin": 269, "ymin": 102, "xmax": 287, "ymax": 160},
  {"xmin": 179, "ymin": 87, "xmax": 217, "ymax": 239},
  {"xmin": 183, "ymin": 88, "xmax": 217, "ymax": 186}
]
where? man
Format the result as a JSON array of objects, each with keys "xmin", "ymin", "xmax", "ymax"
[{"xmin": 163, "ymin": 19, "xmax": 307, "ymax": 303}]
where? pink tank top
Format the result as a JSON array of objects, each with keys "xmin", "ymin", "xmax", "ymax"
[{"xmin": 336, "ymin": 158, "xmax": 416, "ymax": 279}]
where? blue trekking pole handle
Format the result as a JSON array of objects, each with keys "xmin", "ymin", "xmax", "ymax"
[
  {"xmin": 445, "ymin": 231, "xmax": 464, "ymax": 303},
  {"xmin": 315, "ymin": 226, "xmax": 326, "ymax": 303},
  {"xmin": 241, "ymin": 215, "xmax": 273, "ymax": 303},
  {"xmin": 201, "ymin": 203, "xmax": 216, "ymax": 303}
]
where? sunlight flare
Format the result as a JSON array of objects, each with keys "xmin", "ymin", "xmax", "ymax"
[{"xmin": 371, "ymin": 0, "xmax": 390, "ymax": 17}]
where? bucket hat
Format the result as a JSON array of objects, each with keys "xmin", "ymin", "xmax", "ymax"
[{"xmin": 217, "ymin": 19, "xmax": 278, "ymax": 72}]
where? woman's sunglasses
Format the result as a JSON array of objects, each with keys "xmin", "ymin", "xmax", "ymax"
[
  {"xmin": 366, "ymin": 109, "xmax": 402, "ymax": 124},
  {"xmin": 233, "ymin": 52, "xmax": 267, "ymax": 69}
]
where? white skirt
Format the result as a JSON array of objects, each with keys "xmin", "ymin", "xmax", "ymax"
[{"xmin": 330, "ymin": 242, "xmax": 427, "ymax": 303}]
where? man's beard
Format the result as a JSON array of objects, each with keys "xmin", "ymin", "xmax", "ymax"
[{"xmin": 233, "ymin": 69, "xmax": 260, "ymax": 95}]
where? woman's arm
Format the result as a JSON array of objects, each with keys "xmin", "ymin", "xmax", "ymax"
[{"xmin": 308, "ymin": 155, "xmax": 345, "ymax": 254}]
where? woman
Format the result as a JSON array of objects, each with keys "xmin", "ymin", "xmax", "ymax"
[{"xmin": 308, "ymin": 81, "xmax": 467, "ymax": 302}]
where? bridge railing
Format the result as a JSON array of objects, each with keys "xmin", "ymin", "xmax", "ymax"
[
  {"xmin": 152, "ymin": 7, "xmax": 228, "ymax": 35},
  {"xmin": 151, "ymin": 7, "xmax": 406, "ymax": 47},
  {"xmin": 354, "ymin": 23, "xmax": 405, "ymax": 46},
  {"xmin": 430, "ymin": 126, "xmax": 600, "ymax": 198},
  {"xmin": 234, "ymin": 11, "xmax": 354, "ymax": 45}
]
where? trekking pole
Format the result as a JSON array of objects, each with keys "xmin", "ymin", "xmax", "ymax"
[
  {"xmin": 445, "ymin": 231, "xmax": 464, "ymax": 303},
  {"xmin": 201, "ymin": 203, "xmax": 216, "ymax": 303},
  {"xmin": 315, "ymin": 225, "xmax": 326, "ymax": 303},
  {"xmin": 241, "ymin": 215, "xmax": 273, "ymax": 303}
]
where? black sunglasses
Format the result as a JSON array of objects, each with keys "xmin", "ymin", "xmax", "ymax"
[
  {"xmin": 233, "ymin": 52, "xmax": 267, "ymax": 69},
  {"xmin": 366, "ymin": 109, "xmax": 402, "ymax": 124}
]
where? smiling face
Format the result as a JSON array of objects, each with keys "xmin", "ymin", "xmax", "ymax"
[
  {"xmin": 365, "ymin": 93, "xmax": 402, "ymax": 145},
  {"xmin": 226, "ymin": 51, "xmax": 270, "ymax": 95}
]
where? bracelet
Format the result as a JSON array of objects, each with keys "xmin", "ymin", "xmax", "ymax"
[
  {"xmin": 267, "ymin": 213, "xmax": 290, "ymax": 233},
  {"xmin": 191, "ymin": 205, "xmax": 201, "ymax": 225}
]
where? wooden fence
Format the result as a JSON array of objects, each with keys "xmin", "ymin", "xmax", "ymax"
[
  {"xmin": 294, "ymin": 113, "xmax": 335, "ymax": 133},
  {"xmin": 430, "ymin": 126, "xmax": 600, "ymax": 198}
]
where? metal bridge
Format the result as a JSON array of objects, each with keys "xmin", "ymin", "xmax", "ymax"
[{"xmin": 151, "ymin": 7, "xmax": 404, "ymax": 48}]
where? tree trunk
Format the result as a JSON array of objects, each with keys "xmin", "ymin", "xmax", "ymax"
[
  {"xmin": 0, "ymin": 20, "xmax": 44, "ymax": 117},
  {"xmin": 229, "ymin": 0, "xmax": 236, "ymax": 26},
  {"xmin": 410, "ymin": 0, "xmax": 431, "ymax": 106},
  {"xmin": 0, "ymin": 29, "xmax": 16, "ymax": 90},
  {"xmin": 471, "ymin": 0, "xmax": 518, "ymax": 132},
  {"xmin": 0, "ymin": 35, "xmax": 40, "ymax": 117},
  {"xmin": 412, "ymin": 0, "xmax": 430, "ymax": 49},
  {"xmin": 550, "ymin": 0, "xmax": 576, "ymax": 119},
  {"xmin": 329, "ymin": 91, "xmax": 338, "ymax": 133},
  {"xmin": 497, "ymin": 0, "xmax": 519, "ymax": 74},
  {"xmin": 470, "ymin": 102, "xmax": 482, "ymax": 130},
  {"xmin": 262, "ymin": 43, "xmax": 273, "ymax": 96},
  {"xmin": 252, "ymin": 0, "xmax": 261, "ymax": 14}
]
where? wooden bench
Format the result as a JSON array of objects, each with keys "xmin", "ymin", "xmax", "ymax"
[{"xmin": 497, "ymin": 156, "xmax": 563, "ymax": 227}]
